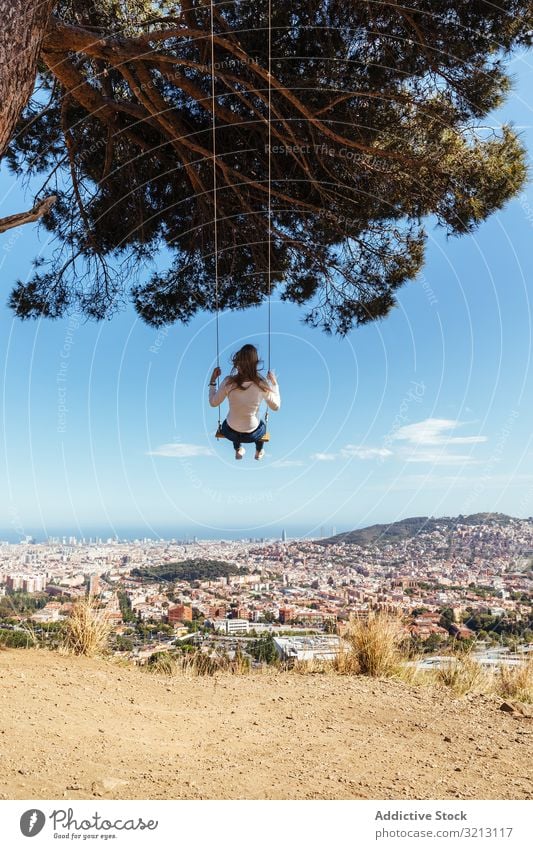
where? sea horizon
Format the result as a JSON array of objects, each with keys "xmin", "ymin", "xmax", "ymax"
[
  {"xmin": 0, "ymin": 525, "xmax": 325, "ymax": 544},
  {"xmin": 1, "ymin": 510, "xmax": 530, "ymax": 545}
]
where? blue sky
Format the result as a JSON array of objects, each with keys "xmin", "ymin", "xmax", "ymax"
[{"xmin": 0, "ymin": 51, "xmax": 532, "ymax": 541}]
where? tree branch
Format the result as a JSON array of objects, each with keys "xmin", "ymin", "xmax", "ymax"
[{"xmin": 0, "ymin": 195, "xmax": 57, "ymax": 234}]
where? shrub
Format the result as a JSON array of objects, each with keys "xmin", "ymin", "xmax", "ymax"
[
  {"xmin": 435, "ymin": 655, "xmax": 490, "ymax": 696},
  {"xmin": 146, "ymin": 651, "xmax": 177, "ymax": 675},
  {"xmin": 332, "ymin": 643, "xmax": 360, "ymax": 675},
  {"xmin": 495, "ymin": 660, "xmax": 533, "ymax": 703},
  {"xmin": 61, "ymin": 597, "xmax": 111, "ymax": 657},
  {"xmin": 249, "ymin": 634, "xmax": 278, "ymax": 665},
  {"xmin": 0, "ymin": 625, "xmax": 37, "ymax": 649},
  {"xmin": 344, "ymin": 612, "xmax": 408, "ymax": 677}
]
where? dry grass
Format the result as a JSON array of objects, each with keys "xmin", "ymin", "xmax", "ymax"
[
  {"xmin": 19, "ymin": 621, "xmax": 39, "ymax": 648},
  {"xmin": 434, "ymin": 655, "xmax": 533, "ymax": 701},
  {"xmin": 434, "ymin": 655, "xmax": 491, "ymax": 696},
  {"xmin": 60, "ymin": 597, "xmax": 112, "ymax": 657},
  {"xmin": 343, "ymin": 612, "xmax": 409, "ymax": 677},
  {"xmin": 143, "ymin": 649, "xmax": 252, "ymax": 677},
  {"xmin": 291, "ymin": 657, "xmax": 334, "ymax": 675},
  {"xmin": 145, "ymin": 651, "xmax": 177, "ymax": 675},
  {"xmin": 393, "ymin": 660, "xmax": 429, "ymax": 686},
  {"xmin": 291, "ymin": 640, "xmax": 533, "ymax": 701},
  {"xmin": 52, "ymin": 603, "xmax": 533, "ymax": 701},
  {"xmin": 182, "ymin": 649, "xmax": 250, "ymax": 676},
  {"xmin": 229, "ymin": 650, "xmax": 252, "ymax": 675},
  {"xmin": 494, "ymin": 660, "xmax": 533, "ymax": 703},
  {"xmin": 332, "ymin": 643, "xmax": 360, "ymax": 675}
]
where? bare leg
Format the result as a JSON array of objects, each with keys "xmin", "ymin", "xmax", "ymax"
[{"xmin": 234, "ymin": 440, "xmax": 245, "ymax": 460}]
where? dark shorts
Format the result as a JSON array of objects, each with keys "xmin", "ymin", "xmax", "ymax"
[{"xmin": 221, "ymin": 419, "xmax": 266, "ymax": 449}]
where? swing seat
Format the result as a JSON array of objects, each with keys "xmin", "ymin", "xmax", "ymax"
[{"xmin": 215, "ymin": 427, "xmax": 270, "ymax": 442}]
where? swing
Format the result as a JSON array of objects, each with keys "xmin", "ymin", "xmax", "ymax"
[
  {"xmin": 209, "ymin": 0, "xmax": 273, "ymax": 445},
  {"xmin": 215, "ymin": 417, "xmax": 271, "ymax": 442}
]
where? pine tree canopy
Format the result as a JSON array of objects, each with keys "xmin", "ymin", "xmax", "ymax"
[{"xmin": 4, "ymin": 0, "xmax": 532, "ymax": 333}]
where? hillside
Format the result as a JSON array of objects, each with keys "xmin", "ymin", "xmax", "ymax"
[
  {"xmin": 0, "ymin": 648, "xmax": 531, "ymax": 800},
  {"xmin": 319, "ymin": 513, "xmax": 518, "ymax": 547},
  {"xmin": 131, "ymin": 558, "xmax": 240, "ymax": 582}
]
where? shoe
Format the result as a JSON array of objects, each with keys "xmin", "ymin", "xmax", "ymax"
[
  {"xmin": 255, "ymin": 449, "xmax": 265, "ymax": 461},
  {"xmin": 235, "ymin": 447, "xmax": 245, "ymax": 460}
]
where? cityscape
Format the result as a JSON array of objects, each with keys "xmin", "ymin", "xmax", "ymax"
[{"xmin": 1, "ymin": 513, "xmax": 531, "ymax": 665}]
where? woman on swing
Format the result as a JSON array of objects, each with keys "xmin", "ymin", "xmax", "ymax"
[{"xmin": 209, "ymin": 344, "xmax": 280, "ymax": 461}]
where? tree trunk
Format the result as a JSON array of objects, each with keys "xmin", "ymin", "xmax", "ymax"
[{"xmin": 0, "ymin": 0, "xmax": 54, "ymax": 158}]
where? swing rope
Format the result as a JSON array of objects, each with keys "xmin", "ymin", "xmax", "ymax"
[
  {"xmin": 211, "ymin": 0, "xmax": 273, "ymax": 441},
  {"xmin": 264, "ymin": 0, "xmax": 272, "ymax": 429},
  {"xmin": 209, "ymin": 0, "xmax": 221, "ymax": 430},
  {"xmin": 267, "ymin": 0, "xmax": 272, "ymax": 376}
]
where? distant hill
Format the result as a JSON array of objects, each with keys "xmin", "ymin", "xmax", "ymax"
[{"xmin": 318, "ymin": 513, "xmax": 519, "ymax": 547}]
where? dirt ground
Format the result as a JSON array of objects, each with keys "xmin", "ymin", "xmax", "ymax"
[{"xmin": 0, "ymin": 648, "xmax": 531, "ymax": 800}]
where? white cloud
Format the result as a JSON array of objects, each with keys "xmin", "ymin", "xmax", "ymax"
[
  {"xmin": 148, "ymin": 443, "xmax": 214, "ymax": 458},
  {"xmin": 393, "ymin": 418, "xmax": 486, "ymax": 446},
  {"xmin": 341, "ymin": 445, "xmax": 393, "ymax": 460},
  {"xmin": 369, "ymin": 472, "xmax": 533, "ymax": 492},
  {"xmin": 403, "ymin": 451, "xmax": 482, "ymax": 465},
  {"xmin": 311, "ymin": 445, "xmax": 393, "ymax": 462},
  {"xmin": 392, "ymin": 418, "xmax": 486, "ymax": 465},
  {"xmin": 310, "ymin": 424, "xmax": 485, "ymax": 466},
  {"xmin": 271, "ymin": 459, "xmax": 305, "ymax": 468}
]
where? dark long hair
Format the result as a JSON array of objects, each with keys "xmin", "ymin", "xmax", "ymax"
[{"xmin": 228, "ymin": 344, "xmax": 268, "ymax": 391}]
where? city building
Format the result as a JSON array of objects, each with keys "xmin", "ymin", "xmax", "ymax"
[
  {"xmin": 168, "ymin": 604, "xmax": 193, "ymax": 624},
  {"xmin": 273, "ymin": 635, "xmax": 343, "ymax": 662},
  {"xmin": 211, "ymin": 618, "xmax": 249, "ymax": 635},
  {"xmin": 89, "ymin": 574, "xmax": 100, "ymax": 596}
]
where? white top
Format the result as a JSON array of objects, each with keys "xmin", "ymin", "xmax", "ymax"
[{"xmin": 209, "ymin": 376, "xmax": 281, "ymax": 432}]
